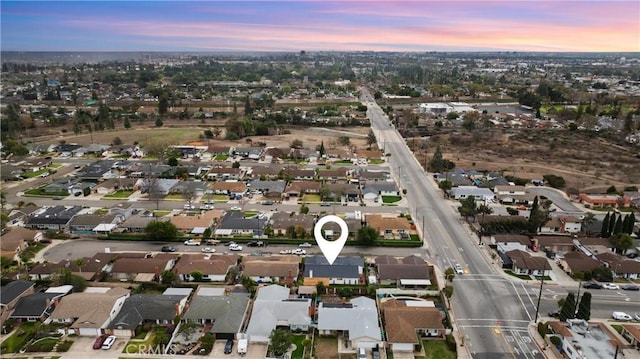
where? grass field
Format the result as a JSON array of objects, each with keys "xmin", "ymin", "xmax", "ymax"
[
  {"xmin": 290, "ymin": 335, "xmax": 306, "ymax": 359},
  {"xmin": 420, "ymin": 340, "xmax": 456, "ymax": 359},
  {"xmin": 382, "ymin": 195, "xmax": 402, "ymax": 203},
  {"xmin": 23, "ymin": 187, "xmax": 68, "ymax": 198},
  {"xmin": 103, "ymin": 189, "xmax": 134, "ymax": 199},
  {"xmin": 369, "ymin": 159, "xmax": 385, "ymax": 164}
]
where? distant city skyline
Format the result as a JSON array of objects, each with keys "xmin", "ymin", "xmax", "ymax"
[{"xmin": 1, "ymin": 1, "xmax": 638, "ymax": 53}]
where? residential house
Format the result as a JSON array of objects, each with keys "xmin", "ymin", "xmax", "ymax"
[
  {"xmin": 285, "ymin": 181, "xmax": 322, "ymax": 197},
  {"xmin": 93, "ymin": 178, "xmax": 137, "ymax": 195},
  {"xmin": 0, "ymin": 227, "xmax": 40, "ymax": 260},
  {"xmin": 317, "ymin": 296, "xmax": 382, "ymax": 350},
  {"xmin": 304, "ymin": 256, "xmax": 365, "ymax": 285},
  {"xmin": 325, "ymin": 148, "xmax": 351, "ymax": 159},
  {"xmin": 558, "ymin": 251, "xmax": 603, "ymax": 276},
  {"xmin": 596, "ymin": 252, "xmax": 640, "ymax": 280},
  {"xmin": 181, "ymin": 287, "xmax": 250, "ymax": 340},
  {"xmin": 49, "ymin": 287, "xmax": 130, "ymax": 336},
  {"xmin": 205, "ymin": 145, "xmax": 231, "ymax": 156},
  {"xmin": 355, "ymin": 149, "xmax": 383, "ymax": 162},
  {"xmin": 449, "ymin": 186, "xmax": 496, "ymax": 201},
  {"xmin": 382, "ymin": 299, "xmax": 445, "ymax": 352},
  {"xmin": 247, "ymin": 166, "xmax": 282, "ymax": 180},
  {"xmin": 24, "ymin": 206, "xmax": 83, "ymax": 232},
  {"xmin": 375, "ymin": 255, "xmax": 431, "ymax": 287},
  {"xmin": 10, "ymin": 291, "xmax": 66, "ymax": 322},
  {"xmin": 169, "ymin": 181, "xmax": 210, "ymax": 198},
  {"xmin": 119, "ymin": 215, "xmax": 168, "ymax": 233},
  {"xmin": 170, "ymin": 210, "xmax": 224, "ymax": 235},
  {"xmin": 361, "ymin": 182, "xmax": 400, "ymax": 201},
  {"xmin": 29, "ymin": 256, "xmax": 109, "ymax": 281},
  {"xmin": 0, "ymin": 164, "xmax": 25, "ymax": 181},
  {"xmin": 247, "ymin": 180, "xmax": 287, "ymax": 199},
  {"xmin": 69, "ymin": 214, "xmax": 119, "ymax": 234},
  {"xmin": 0, "ymin": 280, "xmax": 35, "ymax": 326},
  {"xmin": 108, "ymin": 202, "xmax": 137, "ymax": 220},
  {"xmin": 358, "ymin": 170, "xmax": 388, "ymax": 184},
  {"xmin": 263, "ymin": 147, "xmax": 288, "ymax": 162},
  {"xmin": 41, "ymin": 177, "xmax": 80, "ymax": 195},
  {"xmin": 283, "ymin": 167, "xmax": 315, "ymax": 181},
  {"xmin": 578, "ymin": 194, "xmax": 620, "ymax": 208},
  {"xmin": 533, "ymin": 235, "xmax": 577, "ymax": 255},
  {"xmin": 494, "ymin": 185, "xmax": 527, "ymax": 196},
  {"xmin": 246, "ymin": 285, "xmax": 311, "ymax": 343},
  {"xmin": 210, "ymin": 181, "xmax": 247, "ymax": 197},
  {"xmin": 138, "ymin": 178, "xmax": 179, "ymax": 196},
  {"xmin": 540, "ymin": 216, "xmax": 582, "ymax": 234},
  {"xmin": 206, "ymin": 166, "xmax": 243, "ymax": 181},
  {"xmin": 620, "ymin": 324, "xmax": 640, "ymax": 351},
  {"xmin": 20, "ymin": 157, "xmax": 52, "ymax": 172},
  {"xmin": 129, "ymin": 164, "xmax": 173, "ymax": 178},
  {"xmin": 233, "ymin": 146, "xmax": 263, "ymax": 159},
  {"xmin": 491, "ymin": 234, "xmax": 533, "ymax": 253},
  {"xmin": 174, "ymin": 254, "xmax": 237, "ymax": 282},
  {"xmin": 107, "ymin": 294, "xmax": 187, "ymax": 337},
  {"xmin": 242, "ymin": 256, "xmax": 301, "ymax": 284},
  {"xmin": 623, "ymin": 191, "xmax": 640, "ymax": 208},
  {"xmin": 76, "ymin": 160, "xmax": 117, "ymax": 181},
  {"xmin": 325, "ymin": 183, "xmax": 360, "ymax": 201},
  {"xmin": 110, "ymin": 255, "xmax": 177, "ymax": 282},
  {"xmin": 365, "ymin": 214, "xmax": 412, "ymax": 239},
  {"xmin": 269, "ymin": 212, "xmax": 316, "ymax": 236},
  {"xmin": 505, "ymin": 250, "xmax": 552, "ymax": 276},
  {"xmin": 317, "ymin": 168, "xmax": 348, "ymax": 182},
  {"xmin": 76, "ymin": 144, "xmax": 110, "ymax": 157},
  {"xmin": 215, "ymin": 212, "xmax": 266, "ymax": 238}
]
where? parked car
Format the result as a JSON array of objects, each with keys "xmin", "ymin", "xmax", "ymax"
[
  {"xmin": 229, "ymin": 206, "xmax": 242, "ymax": 211},
  {"xmin": 224, "ymin": 241, "xmax": 237, "ymax": 246},
  {"xmin": 582, "ymin": 282, "xmax": 603, "ymax": 289},
  {"xmin": 602, "ymin": 283, "xmax": 620, "ymax": 290},
  {"xmin": 261, "ymin": 200, "xmax": 274, "ymax": 205},
  {"xmin": 454, "ymin": 264, "xmax": 464, "ymax": 275},
  {"xmin": 184, "ymin": 240, "xmax": 201, "ymax": 246},
  {"xmin": 102, "ymin": 335, "xmax": 117, "ymax": 350},
  {"xmin": 612, "ymin": 312, "xmax": 633, "ymax": 321},
  {"xmin": 279, "ymin": 249, "xmax": 292, "ymax": 255},
  {"xmin": 93, "ymin": 334, "xmax": 108, "ymax": 350},
  {"xmin": 622, "ymin": 284, "xmax": 640, "ymax": 291},
  {"xmin": 183, "ymin": 203, "xmax": 195, "ymax": 210},
  {"xmin": 293, "ymin": 249, "xmax": 306, "ymax": 255},
  {"xmin": 201, "ymin": 247, "xmax": 215, "ymax": 253},
  {"xmin": 247, "ymin": 241, "xmax": 264, "ymax": 247},
  {"xmin": 224, "ymin": 339, "xmax": 234, "ymax": 354},
  {"xmin": 320, "ymin": 202, "xmax": 330, "ymax": 207},
  {"xmin": 229, "ymin": 243, "xmax": 243, "ymax": 251},
  {"xmin": 548, "ymin": 311, "xmax": 560, "ymax": 318},
  {"xmin": 299, "ymin": 242, "xmax": 312, "ymax": 248},
  {"xmin": 161, "ymin": 246, "xmax": 177, "ymax": 252},
  {"xmin": 635, "ymin": 313, "xmax": 640, "ymax": 321}
]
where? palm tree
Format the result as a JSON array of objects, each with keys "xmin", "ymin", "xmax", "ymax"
[
  {"xmin": 581, "ymin": 213, "xmax": 596, "ymax": 236},
  {"xmin": 75, "ymin": 258, "xmax": 86, "ymax": 273}
]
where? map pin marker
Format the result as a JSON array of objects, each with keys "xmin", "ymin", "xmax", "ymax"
[{"xmin": 314, "ymin": 215, "xmax": 348, "ymax": 265}]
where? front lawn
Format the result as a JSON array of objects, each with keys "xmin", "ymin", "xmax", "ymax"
[
  {"xmin": 153, "ymin": 210, "xmax": 172, "ymax": 217},
  {"xmin": 421, "ymin": 339, "xmax": 456, "ymax": 359},
  {"xmin": 369, "ymin": 159, "xmax": 385, "ymax": 165},
  {"xmin": 301, "ymin": 194, "xmax": 321, "ymax": 203},
  {"xmin": 103, "ymin": 189, "xmax": 134, "ymax": 199},
  {"xmin": 164, "ymin": 193, "xmax": 185, "ymax": 201},
  {"xmin": 214, "ymin": 154, "xmax": 229, "ymax": 161},
  {"xmin": 291, "ymin": 335, "xmax": 307, "ymax": 359},
  {"xmin": 504, "ymin": 270, "xmax": 532, "ymax": 280},
  {"xmin": 382, "ymin": 195, "xmax": 401, "ymax": 203},
  {"xmin": 23, "ymin": 187, "xmax": 68, "ymax": 198},
  {"xmin": 19, "ymin": 241, "xmax": 47, "ymax": 262},
  {"xmin": 0, "ymin": 322, "xmax": 40, "ymax": 353},
  {"xmin": 24, "ymin": 168, "xmax": 53, "ymax": 178}
]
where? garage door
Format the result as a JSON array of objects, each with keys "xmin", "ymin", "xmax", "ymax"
[{"xmin": 78, "ymin": 327, "xmax": 101, "ymax": 337}]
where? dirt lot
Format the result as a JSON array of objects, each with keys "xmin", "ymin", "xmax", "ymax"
[
  {"xmin": 315, "ymin": 338, "xmax": 341, "ymax": 359},
  {"xmin": 35, "ymin": 125, "xmax": 371, "ymax": 153},
  {"xmin": 419, "ymin": 129, "xmax": 640, "ymax": 192}
]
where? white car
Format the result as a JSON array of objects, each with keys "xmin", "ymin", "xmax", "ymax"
[
  {"xmin": 183, "ymin": 203, "xmax": 195, "ymax": 210},
  {"xmin": 229, "ymin": 243, "xmax": 243, "ymax": 251},
  {"xmin": 454, "ymin": 264, "xmax": 464, "ymax": 275},
  {"xmin": 229, "ymin": 206, "xmax": 242, "ymax": 211},
  {"xmin": 102, "ymin": 335, "xmax": 116, "ymax": 350},
  {"xmin": 293, "ymin": 249, "xmax": 306, "ymax": 255},
  {"xmin": 299, "ymin": 242, "xmax": 312, "ymax": 248},
  {"xmin": 279, "ymin": 249, "xmax": 292, "ymax": 255},
  {"xmin": 602, "ymin": 283, "xmax": 620, "ymax": 290},
  {"xmin": 612, "ymin": 312, "xmax": 633, "ymax": 321},
  {"xmin": 201, "ymin": 247, "xmax": 215, "ymax": 253},
  {"xmin": 184, "ymin": 240, "xmax": 201, "ymax": 246}
]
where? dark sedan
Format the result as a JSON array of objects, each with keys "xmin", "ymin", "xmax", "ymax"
[
  {"xmin": 161, "ymin": 246, "xmax": 177, "ymax": 252},
  {"xmin": 622, "ymin": 284, "xmax": 640, "ymax": 291},
  {"xmin": 582, "ymin": 282, "xmax": 603, "ymax": 289}
]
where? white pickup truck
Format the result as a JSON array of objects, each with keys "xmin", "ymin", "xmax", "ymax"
[{"xmin": 237, "ymin": 337, "xmax": 248, "ymax": 355}]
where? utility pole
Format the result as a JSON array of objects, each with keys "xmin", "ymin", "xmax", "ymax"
[{"xmin": 534, "ymin": 273, "xmax": 545, "ymax": 323}]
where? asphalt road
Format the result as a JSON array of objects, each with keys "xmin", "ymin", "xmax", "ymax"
[
  {"xmin": 363, "ymin": 90, "xmax": 543, "ymax": 359},
  {"xmin": 526, "ymin": 187, "xmax": 583, "ymax": 214}
]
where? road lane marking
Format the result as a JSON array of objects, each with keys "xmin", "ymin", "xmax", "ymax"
[{"xmin": 511, "ymin": 281, "xmax": 533, "ymax": 321}]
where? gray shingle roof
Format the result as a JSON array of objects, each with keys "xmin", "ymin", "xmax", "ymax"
[
  {"xmin": 109, "ymin": 294, "xmax": 183, "ymax": 330},
  {"xmin": 304, "ymin": 256, "xmax": 363, "ymax": 279},
  {"xmin": 0, "ymin": 280, "xmax": 34, "ymax": 306},
  {"xmin": 182, "ymin": 293, "xmax": 249, "ymax": 333},
  {"xmin": 10, "ymin": 292, "xmax": 63, "ymax": 318}
]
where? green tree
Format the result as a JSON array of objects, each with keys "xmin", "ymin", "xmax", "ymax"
[
  {"xmin": 528, "ymin": 196, "xmax": 549, "ymax": 233},
  {"xmin": 356, "ymin": 226, "xmax": 378, "ymax": 245},
  {"xmin": 581, "ymin": 213, "xmax": 596, "ymax": 235},
  {"xmin": 318, "ymin": 140, "xmax": 326, "ymax": 157},
  {"xmin": 366, "ymin": 130, "xmax": 376, "ymax": 148},
  {"xmin": 167, "ymin": 157, "xmax": 179, "ymax": 167},
  {"xmin": 444, "ymin": 267, "xmax": 455, "ymax": 282},
  {"xmin": 190, "ymin": 270, "xmax": 204, "ymax": 282},
  {"xmin": 428, "ymin": 145, "xmax": 455, "ymax": 173},
  {"xmin": 158, "ymin": 93, "xmax": 169, "ymax": 115},
  {"xmin": 606, "ymin": 185, "xmax": 618, "ymax": 194},
  {"xmin": 559, "ymin": 292, "xmax": 576, "ymax": 321},
  {"xmin": 160, "ymin": 269, "xmax": 177, "ymax": 285},
  {"xmin": 299, "ymin": 204, "xmax": 309, "ymax": 214},
  {"xmin": 144, "ymin": 221, "xmax": 179, "ymax": 241},
  {"xmin": 244, "ymin": 96, "xmax": 252, "ymax": 115},
  {"xmin": 438, "ymin": 179, "xmax": 453, "ymax": 191},
  {"xmin": 338, "ymin": 136, "xmax": 350, "ymax": 145},
  {"xmin": 56, "ymin": 268, "xmax": 87, "ymax": 292},
  {"xmin": 613, "ymin": 215, "xmax": 623, "ymax": 235},
  {"xmin": 609, "ymin": 233, "xmax": 633, "ymax": 254},
  {"xmin": 442, "ymin": 285, "xmax": 454, "ymax": 301},
  {"xmin": 204, "ymin": 129, "xmax": 214, "ymax": 138},
  {"xmin": 576, "ymin": 292, "xmax": 592, "ymax": 321},
  {"xmin": 112, "ymin": 136, "xmax": 123, "ymax": 146},
  {"xmin": 458, "ymin": 196, "xmax": 477, "ymax": 220},
  {"xmin": 153, "ymin": 330, "xmax": 169, "ymax": 347},
  {"xmin": 608, "ymin": 213, "xmax": 617, "ymax": 237},
  {"xmin": 316, "ymin": 281, "xmax": 325, "ymax": 294},
  {"xmin": 75, "ymin": 258, "xmax": 86, "ymax": 273},
  {"xmin": 1, "ymin": 256, "xmax": 12, "ymax": 269},
  {"xmin": 155, "ymin": 118, "xmax": 163, "ymax": 127},
  {"xmin": 232, "ymin": 161, "xmax": 241, "ymax": 169},
  {"xmin": 269, "ymin": 329, "xmax": 292, "ymax": 357}
]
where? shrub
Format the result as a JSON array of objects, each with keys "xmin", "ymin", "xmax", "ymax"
[
  {"xmin": 549, "ymin": 335, "xmax": 562, "ymax": 346},
  {"xmin": 445, "ymin": 334, "xmax": 457, "ymax": 352},
  {"xmin": 56, "ymin": 340, "xmax": 73, "ymax": 352},
  {"xmin": 537, "ymin": 322, "xmax": 549, "ymax": 337}
]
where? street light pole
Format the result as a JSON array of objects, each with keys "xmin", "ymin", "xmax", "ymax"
[{"xmin": 534, "ymin": 273, "xmax": 545, "ymax": 323}]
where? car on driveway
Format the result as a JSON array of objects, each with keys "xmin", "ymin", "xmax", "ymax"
[
  {"xmin": 602, "ymin": 283, "xmax": 620, "ymax": 290},
  {"xmin": 93, "ymin": 334, "xmax": 108, "ymax": 350},
  {"xmin": 299, "ymin": 242, "xmax": 312, "ymax": 248},
  {"xmin": 184, "ymin": 240, "xmax": 201, "ymax": 246},
  {"xmin": 622, "ymin": 284, "xmax": 640, "ymax": 291},
  {"xmin": 161, "ymin": 246, "xmax": 177, "ymax": 252},
  {"xmin": 582, "ymin": 282, "xmax": 603, "ymax": 289},
  {"xmin": 101, "ymin": 335, "xmax": 117, "ymax": 350},
  {"xmin": 224, "ymin": 339, "xmax": 234, "ymax": 354}
]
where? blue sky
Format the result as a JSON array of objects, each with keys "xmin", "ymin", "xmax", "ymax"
[{"xmin": 1, "ymin": 1, "xmax": 638, "ymax": 52}]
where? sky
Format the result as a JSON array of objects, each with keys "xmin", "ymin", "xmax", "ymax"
[{"xmin": 1, "ymin": 1, "xmax": 639, "ymax": 52}]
